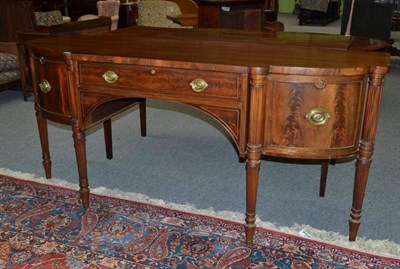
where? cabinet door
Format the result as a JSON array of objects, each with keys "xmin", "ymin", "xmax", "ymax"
[
  {"xmin": 263, "ymin": 74, "xmax": 368, "ymax": 159},
  {"xmin": 30, "ymin": 55, "xmax": 72, "ymax": 125}
]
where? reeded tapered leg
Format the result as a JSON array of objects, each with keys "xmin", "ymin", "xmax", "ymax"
[
  {"xmin": 103, "ymin": 119, "xmax": 113, "ymax": 159},
  {"xmin": 348, "ymin": 66, "xmax": 388, "ymax": 241},
  {"xmin": 245, "ymin": 144, "xmax": 262, "ymax": 244},
  {"xmin": 349, "ymin": 142, "xmax": 372, "ymax": 240},
  {"xmin": 72, "ymin": 125, "xmax": 90, "ymax": 209},
  {"xmin": 139, "ymin": 99, "xmax": 147, "ymax": 137},
  {"xmin": 245, "ymin": 68, "xmax": 267, "ymax": 244},
  {"xmin": 36, "ymin": 112, "xmax": 52, "ymax": 179}
]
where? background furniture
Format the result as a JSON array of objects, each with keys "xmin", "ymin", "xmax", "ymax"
[
  {"xmin": 297, "ymin": 0, "xmax": 340, "ymax": 26},
  {"xmin": 341, "ymin": 0, "xmax": 400, "ymax": 57},
  {"xmin": 392, "ymin": 0, "xmax": 400, "ymax": 31},
  {"xmin": 78, "ymin": 0, "xmax": 120, "ymax": 30},
  {"xmin": 34, "ymin": 10, "xmax": 68, "ymax": 26},
  {"xmin": 137, "ymin": 0, "xmax": 197, "ymax": 28},
  {"xmin": 0, "ymin": 0, "xmax": 36, "ymax": 92},
  {"xmin": 32, "ymin": 0, "xmax": 71, "ymax": 16},
  {"xmin": 341, "ymin": 0, "xmax": 395, "ymax": 42},
  {"xmin": 265, "ymin": 0, "xmax": 279, "ymax": 22},
  {"xmin": 118, "ymin": 0, "xmax": 138, "ymax": 28},
  {"xmin": 16, "ymin": 17, "xmax": 112, "ymax": 101},
  {"xmin": 197, "ymin": 0, "xmax": 265, "ymax": 31},
  {"xmin": 0, "ymin": 44, "xmax": 21, "ymax": 92}
]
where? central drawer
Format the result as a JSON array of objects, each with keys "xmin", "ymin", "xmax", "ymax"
[{"xmin": 78, "ymin": 63, "xmax": 243, "ymax": 102}]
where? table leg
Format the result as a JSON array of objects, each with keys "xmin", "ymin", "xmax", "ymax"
[
  {"xmin": 36, "ymin": 111, "xmax": 52, "ymax": 179},
  {"xmin": 349, "ymin": 141, "xmax": 372, "ymax": 240},
  {"xmin": 72, "ymin": 124, "xmax": 90, "ymax": 209},
  {"xmin": 245, "ymin": 144, "xmax": 261, "ymax": 244},
  {"xmin": 348, "ymin": 66, "xmax": 387, "ymax": 241},
  {"xmin": 139, "ymin": 100, "xmax": 147, "ymax": 137},
  {"xmin": 103, "ymin": 119, "xmax": 113, "ymax": 159},
  {"xmin": 245, "ymin": 68, "xmax": 267, "ymax": 244}
]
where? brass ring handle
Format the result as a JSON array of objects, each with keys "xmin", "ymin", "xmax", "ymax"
[
  {"xmin": 102, "ymin": 71, "xmax": 119, "ymax": 83},
  {"xmin": 38, "ymin": 79, "xmax": 51, "ymax": 93},
  {"xmin": 315, "ymin": 79, "xmax": 327, "ymax": 89},
  {"xmin": 190, "ymin": 78, "xmax": 208, "ymax": 92},
  {"xmin": 306, "ymin": 108, "xmax": 331, "ymax": 126}
]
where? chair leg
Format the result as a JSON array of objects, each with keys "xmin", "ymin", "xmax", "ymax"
[
  {"xmin": 139, "ymin": 99, "xmax": 147, "ymax": 137},
  {"xmin": 319, "ymin": 160, "xmax": 329, "ymax": 197},
  {"xmin": 103, "ymin": 119, "xmax": 113, "ymax": 159},
  {"xmin": 319, "ymin": 159, "xmax": 337, "ymax": 197},
  {"xmin": 103, "ymin": 99, "xmax": 146, "ymax": 160}
]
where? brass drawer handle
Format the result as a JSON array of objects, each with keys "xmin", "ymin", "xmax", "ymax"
[
  {"xmin": 306, "ymin": 108, "xmax": 331, "ymax": 126},
  {"xmin": 190, "ymin": 78, "xmax": 208, "ymax": 92},
  {"xmin": 315, "ymin": 79, "xmax": 327, "ymax": 89},
  {"xmin": 38, "ymin": 79, "xmax": 51, "ymax": 93},
  {"xmin": 102, "ymin": 71, "xmax": 119, "ymax": 83}
]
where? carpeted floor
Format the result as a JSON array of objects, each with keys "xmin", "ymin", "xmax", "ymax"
[{"xmin": 1, "ymin": 173, "xmax": 399, "ymax": 268}]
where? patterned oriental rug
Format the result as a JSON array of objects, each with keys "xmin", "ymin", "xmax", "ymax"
[{"xmin": 0, "ymin": 173, "xmax": 399, "ymax": 269}]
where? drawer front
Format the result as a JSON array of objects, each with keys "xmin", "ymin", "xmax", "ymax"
[
  {"xmin": 31, "ymin": 56, "xmax": 72, "ymax": 124},
  {"xmin": 263, "ymin": 74, "xmax": 367, "ymax": 158},
  {"xmin": 79, "ymin": 63, "xmax": 243, "ymax": 101}
]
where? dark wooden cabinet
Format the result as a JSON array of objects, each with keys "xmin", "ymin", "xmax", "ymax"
[
  {"xmin": 68, "ymin": 0, "xmax": 97, "ymax": 20},
  {"xmin": 118, "ymin": 1, "xmax": 138, "ymax": 28},
  {"xmin": 341, "ymin": 0, "xmax": 394, "ymax": 42},
  {"xmin": 197, "ymin": 0, "xmax": 265, "ymax": 31}
]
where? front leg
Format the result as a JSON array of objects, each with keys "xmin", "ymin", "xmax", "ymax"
[
  {"xmin": 349, "ymin": 66, "xmax": 388, "ymax": 241},
  {"xmin": 349, "ymin": 141, "xmax": 373, "ymax": 240},
  {"xmin": 72, "ymin": 121, "xmax": 90, "ymax": 209},
  {"xmin": 245, "ymin": 67, "xmax": 267, "ymax": 244},
  {"xmin": 245, "ymin": 143, "xmax": 262, "ymax": 245}
]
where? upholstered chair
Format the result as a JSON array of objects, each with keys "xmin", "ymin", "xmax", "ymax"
[
  {"xmin": 78, "ymin": 0, "xmax": 120, "ymax": 30},
  {"xmin": 0, "ymin": 48, "xmax": 20, "ymax": 91},
  {"xmin": 137, "ymin": 0, "xmax": 192, "ymax": 28},
  {"xmin": 0, "ymin": 0, "xmax": 35, "ymax": 92},
  {"xmin": 34, "ymin": 10, "xmax": 65, "ymax": 26}
]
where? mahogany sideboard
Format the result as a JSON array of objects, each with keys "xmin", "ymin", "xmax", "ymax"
[{"xmin": 26, "ymin": 27, "xmax": 390, "ymax": 244}]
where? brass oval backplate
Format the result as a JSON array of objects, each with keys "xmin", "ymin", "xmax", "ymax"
[
  {"xmin": 39, "ymin": 79, "xmax": 51, "ymax": 93},
  {"xmin": 306, "ymin": 108, "xmax": 331, "ymax": 126},
  {"xmin": 102, "ymin": 71, "xmax": 119, "ymax": 83},
  {"xmin": 190, "ymin": 78, "xmax": 208, "ymax": 92}
]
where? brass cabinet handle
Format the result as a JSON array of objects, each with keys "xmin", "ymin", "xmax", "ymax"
[
  {"xmin": 102, "ymin": 71, "xmax": 119, "ymax": 83},
  {"xmin": 190, "ymin": 78, "xmax": 208, "ymax": 92},
  {"xmin": 38, "ymin": 79, "xmax": 51, "ymax": 93},
  {"xmin": 315, "ymin": 79, "xmax": 327, "ymax": 89},
  {"xmin": 306, "ymin": 108, "xmax": 331, "ymax": 126}
]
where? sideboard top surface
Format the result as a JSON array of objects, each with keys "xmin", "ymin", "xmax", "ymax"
[{"xmin": 27, "ymin": 27, "xmax": 390, "ymax": 70}]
